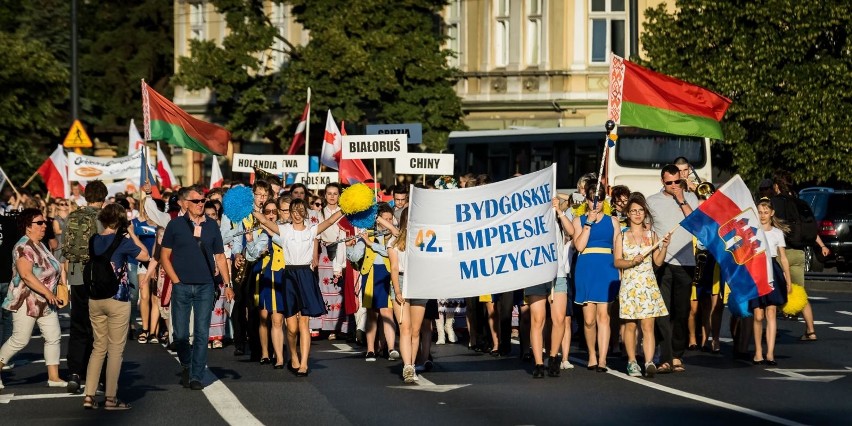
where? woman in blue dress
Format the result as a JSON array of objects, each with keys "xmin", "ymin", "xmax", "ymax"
[{"xmin": 571, "ymin": 180, "xmax": 620, "ymax": 372}]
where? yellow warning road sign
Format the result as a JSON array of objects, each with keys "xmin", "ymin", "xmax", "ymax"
[{"xmin": 62, "ymin": 120, "xmax": 93, "ymax": 149}]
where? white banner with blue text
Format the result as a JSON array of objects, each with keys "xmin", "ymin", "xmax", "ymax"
[{"xmin": 404, "ymin": 165, "xmax": 558, "ymax": 299}]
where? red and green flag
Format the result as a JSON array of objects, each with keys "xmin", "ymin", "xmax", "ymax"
[
  {"xmin": 141, "ymin": 80, "xmax": 230, "ymax": 156},
  {"xmin": 608, "ymin": 54, "xmax": 732, "ymax": 140}
]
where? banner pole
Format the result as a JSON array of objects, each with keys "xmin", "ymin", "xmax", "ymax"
[
  {"xmin": 373, "ymin": 158, "xmax": 378, "ymax": 200},
  {"xmin": 2, "ymin": 170, "xmax": 22, "ymax": 199},
  {"xmin": 593, "ymin": 120, "xmax": 617, "ymax": 209},
  {"xmin": 22, "ymin": 171, "xmax": 39, "ymax": 188}
]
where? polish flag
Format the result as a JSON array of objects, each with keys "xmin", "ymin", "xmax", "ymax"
[
  {"xmin": 320, "ymin": 109, "xmax": 341, "ymax": 170},
  {"xmin": 210, "ymin": 157, "xmax": 224, "ymax": 189},
  {"xmin": 338, "ymin": 121, "xmax": 373, "ymax": 184},
  {"xmin": 156, "ymin": 142, "xmax": 177, "ymax": 189},
  {"xmin": 36, "ymin": 145, "xmax": 69, "ymax": 198},
  {"xmin": 287, "ymin": 89, "xmax": 311, "ymax": 155},
  {"xmin": 128, "ymin": 119, "xmax": 147, "ymax": 154}
]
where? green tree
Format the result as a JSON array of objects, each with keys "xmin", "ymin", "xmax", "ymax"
[
  {"xmin": 0, "ymin": 31, "xmax": 69, "ymax": 184},
  {"xmin": 640, "ymin": 1, "xmax": 852, "ymax": 186},
  {"xmin": 175, "ymin": 0, "xmax": 465, "ymax": 153}
]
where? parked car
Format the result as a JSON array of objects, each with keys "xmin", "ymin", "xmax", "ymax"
[{"xmin": 799, "ymin": 187, "xmax": 852, "ymax": 272}]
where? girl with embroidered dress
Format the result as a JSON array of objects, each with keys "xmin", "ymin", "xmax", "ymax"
[
  {"xmin": 571, "ymin": 180, "xmax": 620, "ymax": 372},
  {"xmin": 251, "ymin": 198, "xmax": 343, "ymax": 376},
  {"xmin": 245, "ymin": 200, "xmax": 287, "ymax": 367},
  {"xmin": 316, "ymin": 183, "xmax": 348, "ymax": 338},
  {"xmin": 750, "ymin": 198, "xmax": 792, "ymax": 366},
  {"xmin": 613, "ymin": 194, "xmax": 670, "ymax": 378}
]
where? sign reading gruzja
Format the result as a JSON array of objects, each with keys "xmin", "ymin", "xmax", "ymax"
[
  {"xmin": 231, "ymin": 154, "xmax": 308, "ymax": 174},
  {"xmin": 341, "ymin": 135, "xmax": 408, "ymax": 159},
  {"xmin": 395, "ymin": 153, "xmax": 454, "ymax": 175},
  {"xmin": 366, "ymin": 123, "xmax": 422, "ymax": 145}
]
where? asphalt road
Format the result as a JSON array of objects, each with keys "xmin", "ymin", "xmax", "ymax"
[{"xmin": 1, "ymin": 289, "xmax": 851, "ymax": 426}]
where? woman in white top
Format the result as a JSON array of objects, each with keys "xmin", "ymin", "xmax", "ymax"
[{"xmin": 251, "ymin": 199, "xmax": 343, "ymax": 376}]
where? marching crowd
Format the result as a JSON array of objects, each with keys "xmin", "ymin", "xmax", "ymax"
[{"xmin": 0, "ymin": 160, "xmax": 829, "ymax": 409}]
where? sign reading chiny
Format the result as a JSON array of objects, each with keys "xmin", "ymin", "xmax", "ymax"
[
  {"xmin": 395, "ymin": 153, "xmax": 454, "ymax": 175},
  {"xmin": 404, "ymin": 165, "xmax": 559, "ymax": 299},
  {"xmin": 231, "ymin": 154, "xmax": 308, "ymax": 174},
  {"xmin": 341, "ymin": 134, "xmax": 408, "ymax": 159},
  {"xmin": 68, "ymin": 151, "xmax": 144, "ymax": 181}
]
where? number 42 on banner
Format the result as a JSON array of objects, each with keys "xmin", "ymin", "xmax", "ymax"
[{"xmin": 414, "ymin": 229, "xmax": 443, "ymax": 252}]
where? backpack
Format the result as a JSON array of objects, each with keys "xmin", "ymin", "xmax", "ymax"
[
  {"xmin": 779, "ymin": 195, "xmax": 818, "ymax": 249},
  {"xmin": 62, "ymin": 207, "xmax": 99, "ymax": 263},
  {"xmin": 83, "ymin": 231, "xmax": 126, "ymax": 300}
]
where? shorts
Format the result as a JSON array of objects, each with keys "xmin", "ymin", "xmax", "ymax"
[
  {"xmin": 524, "ymin": 281, "xmax": 553, "ymax": 297},
  {"xmin": 389, "ymin": 275, "xmax": 428, "ymax": 306},
  {"xmin": 138, "ymin": 263, "xmax": 148, "ymax": 275}
]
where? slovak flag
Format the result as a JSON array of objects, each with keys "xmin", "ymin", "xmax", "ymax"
[
  {"xmin": 156, "ymin": 142, "xmax": 177, "ymax": 189},
  {"xmin": 210, "ymin": 157, "xmax": 224, "ymax": 189},
  {"xmin": 320, "ymin": 109, "xmax": 341, "ymax": 170},
  {"xmin": 36, "ymin": 145, "xmax": 69, "ymax": 198},
  {"xmin": 680, "ymin": 175, "xmax": 773, "ymax": 306}
]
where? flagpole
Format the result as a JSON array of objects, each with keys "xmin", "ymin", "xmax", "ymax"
[
  {"xmin": 593, "ymin": 120, "xmax": 616, "ymax": 209},
  {"xmin": 373, "ymin": 158, "xmax": 378, "ymax": 201},
  {"xmin": 304, "ymin": 88, "xmax": 311, "ymax": 158},
  {"xmin": 1, "ymin": 169, "xmax": 22, "ymax": 199},
  {"xmin": 22, "ymin": 171, "xmax": 39, "ymax": 188}
]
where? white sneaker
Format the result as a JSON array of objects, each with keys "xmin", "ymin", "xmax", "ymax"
[
  {"xmin": 2, "ymin": 362, "xmax": 14, "ymax": 371},
  {"xmin": 412, "ymin": 371, "xmax": 419, "ymax": 381},
  {"xmin": 48, "ymin": 380, "xmax": 68, "ymax": 388},
  {"xmin": 402, "ymin": 365, "xmax": 415, "ymax": 383},
  {"xmin": 0, "ymin": 378, "xmax": 4, "ymax": 390},
  {"xmin": 560, "ymin": 360, "xmax": 574, "ymax": 370},
  {"xmin": 388, "ymin": 350, "xmax": 400, "ymax": 361}
]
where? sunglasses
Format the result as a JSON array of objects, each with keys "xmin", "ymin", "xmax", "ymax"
[
  {"xmin": 31, "ymin": 220, "xmax": 47, "ymax": 226},
  {"xmin": 263, "ymin": 209, "xmax": 277, "ymax": 215},
  {"xmin": 313, "ymin": 202, "xmax": 322, "ymax": 207},
  {"xmin": 186, "ymin": 199, "xmax": 205, "ymax": 204},
  {"xmin": 664, "ymin": 179, "xmax": 684, "ymax": 186}
]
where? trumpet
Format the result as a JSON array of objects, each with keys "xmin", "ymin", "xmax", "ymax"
[
  {"xmin": 329, "ymin": 229, "xmax": 390, "ymax": 245},
  {"xmin": 689, "ymin": 166, "xmax": 716, "ymax": 198},
  {"xmin": 231, "ymin": 225, "xmax": 261, "ymax": 238},
  {"xmin": 253, "ymin": 166, "xmax": 283, "ymax": 187}
]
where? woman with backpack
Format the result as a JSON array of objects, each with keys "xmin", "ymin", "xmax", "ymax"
[
  {"xmin": 82, "ymin": 203, "xmax": 149, "ymax": 410},
  {"xmin": 0, "ymin": 208, "xmax": 68, "ymax": 390}
]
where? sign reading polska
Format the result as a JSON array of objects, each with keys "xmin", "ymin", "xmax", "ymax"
[
  {"xmin": 293, "ymin": 172, "xmax": 339, "ymax": 190},
  {"xmin": 366, "ymin": 123, "xmax": 422, "ymax": 145},
  {"xmin": 231, "ymin": 154, "xmax": 308, "ymax": 174},
  {"xmin": 395, "ymin": 153, "xmax": 454, "ymax": 175},
  {"xmin": 404, "ymin": 165, "xmax": 559, "ymax": 299},
  {"xmin": 341, "ymin": 134, "xmax": 408, "ymax": 159}
]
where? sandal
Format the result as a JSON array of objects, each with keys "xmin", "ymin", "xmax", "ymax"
[
  {"xmin": 657, "ymin": 363, "xmax": 673, "ymax": 374},
  {"xmin": 799, "ymin": 332, "xmax": 818, "ymax": 342},
  {"xmin": 212, "ymin": 340, "xmax": 223, "ymax": 349},
  {"xmin": 136, "ymin": 331, "xmax": 148, "ymax": 344},
  {"xmin": 673, "ymin": 363, "xmax": 686, "ymax": 373},
  {"xmin": 104, "ymin": 397, "xmax": 131, "ymax": 411},
  {"xmin": 83, "ymin": 395, "xmax": 97, "ymax": 409}
]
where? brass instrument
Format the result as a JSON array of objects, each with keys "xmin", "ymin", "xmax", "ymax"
[
  {"xmin": 253, "ymin": 166, "xmax": 283, "ymax": 187},
  {"xmin": 689, "ymin": 166, "xmax": 716, "ymax": 198},
  {"xmin": 329, "ymin": 228, "xmax": 390, "ymax": 245},
  {"xmin": 231, "ymin": 225, "xmax": 261, "ymax": 238}
]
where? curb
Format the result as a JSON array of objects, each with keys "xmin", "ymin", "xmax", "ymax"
[{"xmin": 806, "ymin": 280, "xmax": 852, "ymax": 293}]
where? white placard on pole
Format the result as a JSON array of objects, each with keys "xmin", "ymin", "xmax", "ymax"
[
  {"xmin": 395, "ymin": 153, "xmax": 454, "ymax": 175},
  {"xmin": 231, "ymin": 154, "xmax": 309, "ymax": 174},
  {"xmin": 293, "ymin": 172, "xmax": 339, "ymax": 190},
  {"xmin": 341, "ymin": 134, "xmax": 408, "ymax": 159}
]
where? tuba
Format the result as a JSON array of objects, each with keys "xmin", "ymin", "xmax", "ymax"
[{"xmin": 253, "ymin": 166, "xmax": 283, "ymax": 187}]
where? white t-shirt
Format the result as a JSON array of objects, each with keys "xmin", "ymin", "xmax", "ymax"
[
  {"xmin": 765, "ymin": 227, "xmax": 786, "ymax": 258},
  {"xmin": 646, "ymin": 189, "xmax": 699, "ymax": 266},
  {"xmin": 271, "ymin": 222, "xmax": 318, "ymax": 265}
]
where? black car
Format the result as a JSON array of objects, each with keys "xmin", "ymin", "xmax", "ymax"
[{"xmin": 799, "ymin": 188, "xmax": 852, "ymax": 272}]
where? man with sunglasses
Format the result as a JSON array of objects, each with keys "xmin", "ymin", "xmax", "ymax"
[
  {"xmin": 160, "ymin": 185, "xmax": 234, "ymax": 390},
  {"xmin": 645, "ymin": 164, "xmax": 698, "ymax": 374}
]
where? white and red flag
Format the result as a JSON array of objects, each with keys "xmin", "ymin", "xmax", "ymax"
[
  {"xmin": 156, "ymin": 142, "xmax": 177, "ymax": 189},
  {"xmin": 338, "ymin": 121, "xmax": 373, "ymax": 184},
  {"xmin": 128, "ymin": 119, "xmax": 147, "ymax": 154},
  {"xmin": 210, "ymin": 157, "xmax": 224, "ymax": 189},
  {"xmin": 287, "ymin": 88, "xmax": 311, "ymax": 155},
  {"xmin": 36, "ymin": 145, "xmax": 69, "ymax": 198},
  {"xmin": 320, "ymin": 109, "xmax": 342, "ymax": 170}
]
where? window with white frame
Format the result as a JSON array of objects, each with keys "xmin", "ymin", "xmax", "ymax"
[
  {"xmin": 446, "ymin": 0, "xmax": 462, "ymax": 67},
  {"xmin": 526, "ymin": 0, "xmax": 542, "ymax": 66},
  {"xmin": 589, "ymin": 0, "xmax": 626, "ymax": 63},
  {"xmin": 271, "ymin": 3, "xmax": 288, "ymax": 68},
  {"xmin": 189, "ymin": 2, "xmax": 205, "ymax": 40},
  {"xmin": 494, "ymin": 0, "xmax": 510, "ymax": 68}
]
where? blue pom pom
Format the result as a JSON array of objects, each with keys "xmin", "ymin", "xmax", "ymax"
[
  {"xmin": 347, "ymin": 204, "xmax": 378, "ymax": 229},
  {"xmin": 222, "ymin": 185, "xmax": 255, "ymax": 222}
]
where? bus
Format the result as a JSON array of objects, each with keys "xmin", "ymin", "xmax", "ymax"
[{"xmin": 446, "ymin": 126, "xmax": 712, "ymax": 196}]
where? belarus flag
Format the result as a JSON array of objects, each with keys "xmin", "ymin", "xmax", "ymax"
[
  {"xmin": 156, "ymin": 142, "xmax": 177, "ymax": 189},
  {"xmin": 36, "ymin": 145, "xmax": 69, "ymax": 198},
  {"xmin": 680, "ymin": 175, "xmax": 773, "ymax": 306}
]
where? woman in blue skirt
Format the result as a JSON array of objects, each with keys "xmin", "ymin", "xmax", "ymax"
[
  {"xmin": 571, "ymin": 180, "xmax": 620, "ymax": 372},
  {"xmin": 749, "ymin": 198, "xmax": 792, "ymax": 366},
  {"xmin": 252, "ymin": 199, "xmax": 343, "ymax": 376}
]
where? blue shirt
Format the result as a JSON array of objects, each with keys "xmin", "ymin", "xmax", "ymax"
[
  {"xmin": 128, "ymin": 218, "xmax": 157, "ymax": 265},
  {"xmin": 161, "ymin": 216, "xmax": 224, "ymax": 285},
  {"xmin": 92, "ymin": 233, "xmax": 141, "ymax": 302}
]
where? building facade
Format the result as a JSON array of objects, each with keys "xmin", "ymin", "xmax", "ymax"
[{"xmin": 171, "ymin": 0, "xmax": 669, "ymax": 184}]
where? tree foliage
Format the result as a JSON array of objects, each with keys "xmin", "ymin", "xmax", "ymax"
[
  {"xmin": 175, "ymin": 0, "xmax": 465, "ymax": 153},
  {"xmin": 640, "ymin": 0, "xmax": 852, "ymax": 186}
]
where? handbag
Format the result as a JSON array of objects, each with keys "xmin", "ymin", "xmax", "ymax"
[{"xmin": 54, "ymin": 282, "xmax": 70, "ymax": 307}]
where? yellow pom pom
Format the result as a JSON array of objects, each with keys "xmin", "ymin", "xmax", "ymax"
[
  {"xmin": 609, "ymin": 134, "xmax": 619, "ymax": 142},
  {"xmin": 782, "ymin": 284, "xmax": 808, "ymax": 316},
  {"xmin": 339, "ymin": 183, "xmax": 375, "ymax": 215}
]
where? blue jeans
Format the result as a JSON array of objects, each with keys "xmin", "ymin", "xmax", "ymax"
[{"xmin": 172, "ymin": 283, "xmax": 214, "ymax": 382}]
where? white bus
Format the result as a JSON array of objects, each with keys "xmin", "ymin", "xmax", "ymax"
[{"xmin": 446, "ymin": 126, "xmax": 712, "ymax": 196}]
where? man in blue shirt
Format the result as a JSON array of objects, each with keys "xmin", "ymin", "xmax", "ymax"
[{"xmin": 160, "ymin": 185, "xmax": 234, "ymax": 390}]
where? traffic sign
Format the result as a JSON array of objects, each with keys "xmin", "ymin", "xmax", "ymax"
[{"xmin": 62, "ymin": 120, "xmax": 93, "ymax": 149}]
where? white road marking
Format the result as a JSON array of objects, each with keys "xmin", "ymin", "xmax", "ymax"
[
  {"xmin": 808, "ymin": 296, "xmax": 827, "ymax": 300},
  {"xmin": 389, "ymin": 373, "xmax": 470, "ymax": 393},
  {"xmin": 31, "ymin": 334, "xmax": 70, "ymax": 339},
  {"xmin": 0, "ymin": 392, "xmax": 80, "ymax": 404},
  {"xmin": 763, "ymin": 367, "xmax": 852, "ymax": 383},
  {"xmin": 320, "ymin": 343, "xmax": 360, "ymax": 354},
  {"xmin": 830, "ymin": 326, "xmax": 852, "ymax": 332},
  {"xmin": 569, "ymin": 356, "xmax": 807, "ymax": 426},
  {"xmin": 29, "ymin": 358, "xmax": 67, "ymax": 364},
  {"xmin": 797, "ymin": 320, "xmax": 833, "ymax": 325},
  {"xmin": 836, "ymin": 311, "xmax": 852, "ymax": 316}
]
